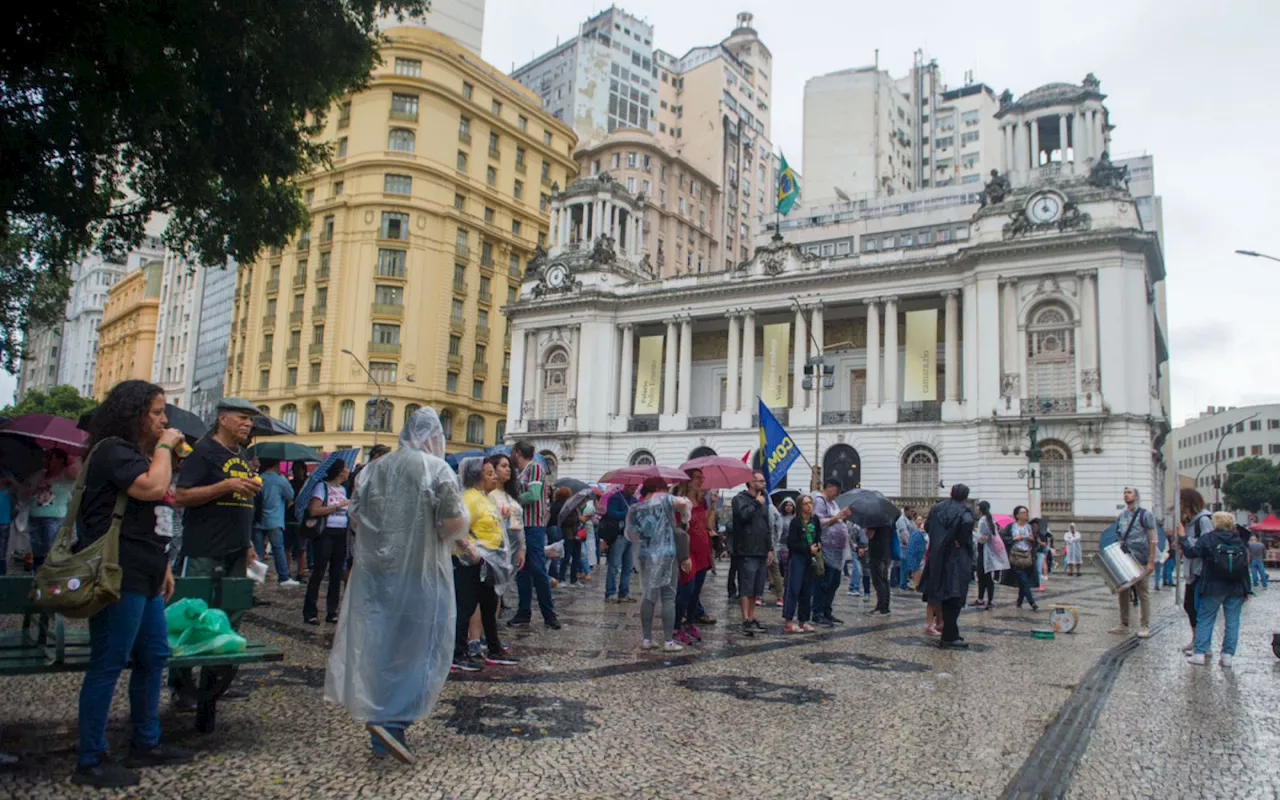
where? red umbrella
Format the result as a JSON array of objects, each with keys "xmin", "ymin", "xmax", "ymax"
[
  {"xmin": 599, "ymin": 465, "xmax": 689, "ymax": 485},
  {"xmin": 679, "ymin": 455, "xmax": 754, "ymax": 490},
  {"xmin": 1, "ymin": 414, "xmax": 90, "ymax": 455}
]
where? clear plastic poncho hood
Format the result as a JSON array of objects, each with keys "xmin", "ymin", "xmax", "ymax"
[
  {"xmin": 324, "ymin": 407, "xmax": 469, "ymax": 723},
  {"xmin": 625, "ymin": 493, "xmax": 679, "ymax": 599}
]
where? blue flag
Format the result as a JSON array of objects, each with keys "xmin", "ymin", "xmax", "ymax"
[{"xmin": 758, "ymin": 398, "xmax": 801, "ymax": 492}]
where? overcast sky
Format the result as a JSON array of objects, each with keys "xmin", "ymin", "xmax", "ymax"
[{"xmin": 6, "ymin": 1, "xmax": 1272, "ymax": 424}]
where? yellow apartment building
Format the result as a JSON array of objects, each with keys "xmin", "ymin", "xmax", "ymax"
[
  {"xmin": 94, "ymin": 261, "xmax": 163, "ymax": 399},
  {"xmin": 227, "ymin": 26, "xmax": 578, "ymax": 454}
]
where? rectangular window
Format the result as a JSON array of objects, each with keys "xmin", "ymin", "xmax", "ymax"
[
  {"xmin": 447, "ymin": 372, "xmax": 459, "ymax": 393},
  {"xmin": 491, "ymin": 99, "xmax": 502, "ymax": 116},
  {"xmin": 457, "ymin": 150, "xmax": 468, "ymax": 171},
  {"xmin": 371, "ymin": 323, "xmax": 400, "ymax": 345},
  {"xmin": 1271, "ymin": 444, "xmax": 1280, "ymax": 455},
  {"xmin": 336, "ymin": 138, "xmax": 348, "ymax": 158},
  {"xmin": 515, "ymin": 147, "xmax": 526, "ymax": 169},
  {"xmin": 369, "ymin": 362, "xmax": 397, "ymax": 385},
  {"xmin": 472, "ymin": 380, "xmax": 484, "ymax": 400},
  {"xmin": 394, "ymin": 58, "xmax": 422, "ymax": 77},
  {"xmin": 381, "ymin": 212, "xmax": 409, "ymax": 240},
  {"xmin": 312, "ymin": 325, "xmax": 324, "ymax": 345},
  {"xmin": 1252, "ymin": 445, "xmax": 1264, "ymax": 456},
  {"xmin": 511, "ymin": 219, "xmax": 522, "ymax": 235},
  {"xmin": 377, "ymin": 248, "xmax": 406, "ymax": 277},
  {"xmin": 539, "ymin": 193, "xmax": 549, "ymax": 212},
  {"xmin": 458, "ymin": 115, "xmax": 471, "ymax": 140},
  {"xmin": 383, "ymin": 174, "xmax": 412, "ymax": 195},
  {"xmin": 374, "ymin": 285, "xmax": 402, "ymax": 306},
  {"xmin": 315, "ymin": 287, "xmax": 328, "ymax": 308},
  {"xmin": 453, "ymin": 263, "xmax": 466, "ymax": 286},
  {"xmin": 337, "ymin": 102, "xmax": 351, "ymax": 128},
  {"xmin": 259, "ymin": 371, "xmax": 269, "ymax": 390},
  {"xmin": 484, "ymin": 207, "xmax": 494, "ymax": 223},
  {"xmin": 961, "ymin": 131, "xmax": 980, "ymax": 145},
  {"xmin": 488, "ymin": 131, "xmax": 500, "ymax": 154},
  {"xmin": 462, "ymin": 82, "xmax": 473, "ymax": 100},
  {"xmin": 486, "ymin": 166, "xmax": 496, "ymax": 186},
  {"xmin": 451, "ymin": 299, "xmax": 464, "ymax": 320},
  {"xmin": 390, "ymin": 93, "xmax": 419, "ymax": 120},
  {"xmin": 477, "ymin": 309, "xmax": 489, "ymax": 329},
  {"xmin": 449, "ymin": 335, "xmax": 461, "ymax": 356},
  {"xmin": 475, "ymin": 344, "xmax": 487, "ymax": 363},
  {"xmin": 286, "ymin": 367, "xmax": 297, "ymax": 387},
  {"xmin": 513, "ymin": 180, "xmax": 523, "ymax": 200},
  {"xmin": 309, "ymin": 363, "xmax": 321, "ymax": 384},
  {"xmin": 518, "ymin": 115, "xmax": 528, "ymax": 132},
  {"xmin": 455, "ymin": 228, "xmax": 469, "ymax": 256},
  {"xmin": 543, "ymin": 130, "xmax": 552, "ymax": 146},
  {"xmin": 454, "ymin": 193, "xmax": 466, "ymax": 210},
  {"xmin": 1251, "ymin": 420, "xmax": 1262, "ymax": 431}
]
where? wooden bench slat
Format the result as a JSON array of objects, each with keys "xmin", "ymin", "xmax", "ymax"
[{"xmin": 0, "ymin": 642, "xmax": 282, "ymax": 675}]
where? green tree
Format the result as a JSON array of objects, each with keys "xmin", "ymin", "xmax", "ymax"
[
  {"xmin": 1221, "ymin": 457, "xmax": 1280, "ymax": 513},
  {"xmin": 1, "ymin": 0, "xmax": 428, "ymax": 370},
  {"xmin": 1, "ymin": 385, "xmax": 98, "ymax": 421}
]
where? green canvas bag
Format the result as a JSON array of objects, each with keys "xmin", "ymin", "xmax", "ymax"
[{"xmin": 32, "ymin": 439, "xmax": 128, "ymax": 619}]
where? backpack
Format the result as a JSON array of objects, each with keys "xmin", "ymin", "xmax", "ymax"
[{"xmin": 1208, "ymin": 535, "xmax": 1249, "ymax": 582}]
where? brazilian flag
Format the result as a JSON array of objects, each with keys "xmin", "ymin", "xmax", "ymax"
[{"xmin": 776, "ymin": 152, "xmax": 799, "ymax": 216}]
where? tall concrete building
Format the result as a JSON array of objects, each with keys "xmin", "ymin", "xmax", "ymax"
[
  {"xmin": 229, "ymin": 26, "xmax": 576, "ymax": 454},
  {"xmin": 804, "ymin": 56, "xmax": 1000, "ymax": 204},
  {"xmin": 94, "ymin": 261, "xmax": 163, "ymax": 399},
  {"xmin": 151, "ymin": 252, "xmax": 238, "ymax": 411},
  {"xmin": 378, "ymin": 0, "xmax": 486, "ymax": 54},
  {"xmin": 190, "ymin": 265, "xmax": 237, "ymax": 423},
  {"xmin": 511, "ymin": 7, "xmax": 657, "ymax": 143},
  {"xmin": 15, "ymin": 326, "xmax": 63, "ymax": 400}
]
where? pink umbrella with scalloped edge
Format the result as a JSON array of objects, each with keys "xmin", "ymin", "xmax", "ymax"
[{"xmin": 1, "ymin": 414, "xmax": 89, "ymax": 456}]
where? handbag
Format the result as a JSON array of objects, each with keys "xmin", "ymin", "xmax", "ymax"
[
  {"xmin": 1010, "ymin": 547, "xmax": 1035, "ymax": 571},
  {"xmin": 33, "ymin": 440, "xmax": 127, "ymax": 619}
]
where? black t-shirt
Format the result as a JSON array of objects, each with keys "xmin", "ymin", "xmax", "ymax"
[
  {"xmin": 867, "ymin": 525, "xmax": 893, "ymax": 561},
  {"xmin": 178, "ymin": 437, "xmax": 255, "ymax": 558},
  {"xmin": 77, "ymin": 439, "xmax": 170, "ymax": 597}
]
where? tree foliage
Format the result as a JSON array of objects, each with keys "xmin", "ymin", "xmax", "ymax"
[
  {"xmin": 1222, "ymin": 457, "xmax": 1280, "ymax": 513},
  {"xmin": 1, "ymin": 385, "xmax": 98, "ymax": 421},
  {"xmin": 0, "ymin": 0, "xmax": 429, "ymax": 370}
]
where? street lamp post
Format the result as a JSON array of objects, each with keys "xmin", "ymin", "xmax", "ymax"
[
  {"xmin": 1211, "ymin": 412, "xmax": 1259, "ymax": 510},
  {"xmin": 341, "ymin": 348, "xmax": 387, "ymax": 446},
  {"xmin": 1235, "ymin": 249, "xmax": 1280, "ymax": 263},
  {"xmin": 1017, "ymin": 417, "xmax": 1043, "ymax": 518}
]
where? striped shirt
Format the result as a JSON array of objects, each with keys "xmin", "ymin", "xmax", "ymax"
[{"xmin": 519, "ymin": 462, "xmax": 549, "ymax": 528}]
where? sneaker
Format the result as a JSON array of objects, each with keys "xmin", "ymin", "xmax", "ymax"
[
  {"xmin": 467, "ymin": 640, "xmax": 483, "ymax": 658},
  {"xmin": 925, "ymin": 624, "xmax": 940, "ymax": 636},
  {"xmin": 674, "ymin": 630, "xmax": 695, "ymax": 646},
  {"xmin": 506, "ymin": 614, "xmax": 531, "ymax": 627},
  {"xmin": 828, "ymin": 615, "xmax": 844, "ymax": 625},
  {"xmin": 939, "ymin": 640, "xmax": 970, "ymax": 649},
  {"xmin": 815, "ymin": 618, "xmax": 834, "ymax": 628},
  {"xmin": 862, "ymin": 594, "xmax": 871, "ymax": 603},
  {"xmin": 775, "ymin": 600, "xmax": 784, "ymax": 607},
  {"xmin": 1185, "ymin": 653, "xmax": 1207, "ymax": 666},
  {"xmin": 1136, "ymin": 628, "xmax": 1152, "ymax": 639},
  {"xmin": 641, "ymin": 639, "xmax": 657, "ymax": 650},
  {"xmin": 1182, "ymin": 641, "xmax": 1195, "ymax": 654},
  {"xmin": 1029, "ymin": 604, "xmax": 1040, "ymax": 612},
  {"xmin": 622, "ymin": 596, "xmax": 638, "ymax": 604},
  {"xmin": 485, "ymin": 653, "xmax": 521, "ymax": 666},
  {"xmin": 367, "ymin": 724, "xmax": 414, "ymax": 764},
  {"xmin": 1108, "ymin": 626, "xmax": 1130, "ymax": 635},
  {"xmin": 663, "ymin": 640, "xmax": 685, "ymax": 653},
  {"xmin": 687, "ymin": 625, "xmax": 702, "ymax": 642},
  {"xmin": 450, "ymin": 657, "xmax": 482, "ymax": 673},
  {"xmin": 847, "ymin": 590, "xmax": 859, "ymax": 597},
  {"xmin": 784, "ymin": 622, "xmax": 804, "ymax": 634},
  {"xmin": 279, "ymin": 579, "xmax": 301, "ymax": 588},
  {"xmin": 124, "ymin": 743, "xmax": 193, "ymax": 768},
  {"xmin": 1219, "ymin": 654, "xmax": 1234, "ymax": 668},
  {"xmin": 71, "ymin": 762, "xmax": 140, "ymax": 789},
  {"xmin": 544, "ymin": 617, "xmax": 562, "ymax": 630},
  {"xmin": 605, "ymin": 596, "xmax": 620, "ymax": 604},
  {"xmin": 750, "ymin": 619, "xmax": 766, "ymax": 631},
  {"xmin": 755, "ymin": 599, "xmax": 763, "ymax": 607},
  {"xmin": 740, "ymin": 621, "xmax": 755, "ymax": 638}
]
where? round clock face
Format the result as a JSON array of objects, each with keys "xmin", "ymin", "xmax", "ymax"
[
  {"xmin": 1028, "ymin": 193, "xmax": 1063, "ymax": 224},
  {"xmin": 546, "ymin": 264, "xmax": 567, "ymax": 288}
]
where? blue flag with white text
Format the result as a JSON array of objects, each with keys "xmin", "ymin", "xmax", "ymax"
[{"xmin": 758, "ymin": 398, "xmax": 801, "ymax": 492}]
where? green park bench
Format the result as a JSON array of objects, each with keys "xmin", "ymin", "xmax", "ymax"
[{"xmin": 0, "ymin": 571, "xmax": 283, "ymax": 733}]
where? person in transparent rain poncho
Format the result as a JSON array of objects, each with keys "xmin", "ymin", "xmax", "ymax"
[
  {"xmin": 451, "ymin": 457, "xmax": 518, "ymax": 672},
  {"xmin": 625, "ymin": 477, "xmax": 692, "ymax": 653},
  {"xmin": 324, "ymin": 408, "xmax": 469, "ymax": 764}
]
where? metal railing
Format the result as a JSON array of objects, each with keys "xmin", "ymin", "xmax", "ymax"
[
  {"xmin": 288, "ymin": 311, "xmax": 303, "ymax": 326},
  {"xmin": 309, "ymin": 342, "xmax": 323, "ymax": 356},
  {"xmin": 371, "ymin": 303, "xmax": 404, "ymax": 318},
  {"xmin": 822, "ymin": 410, "xmax": 862, "ymax": 425},
  {"xmin": 689, "ymin": 416, "xmax": 721, "ymax": 430},
  {"xmin": 528, "ymin": 419, "xmax": 559, "ymax": 433},
  {"xmin": 628, "ymin": 415, "xmax": 659, "ymax": 432},
  {"xmin": 312, "ymin": 305, "xmax": 327, "ymax": 318},
  {"xmin": 1028, "ymin": 396, "xmax": 1078, "ymax": 415},
  {"xmin": 285, "ymin": 346, "xmax": 299, "ymax": 362},
  {"xmin": 475, "ymin": 326, "xmax": 490, "ymax": 344},
  {"xmin": 898, "ymin": 402, "xmax": 942, "ymax": 423},
  {"xmin": 265, "ymin": 279, "xmax": 279, "ymax": 294},
  {"xmin": 368, "ymin": 341, "xmax": 401, "ymax": 356}
]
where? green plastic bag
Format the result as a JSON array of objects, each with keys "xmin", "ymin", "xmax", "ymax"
[
  {"xmin": 173, "ymin": 609, "xmax": 247, "ymax": 656},
  {"xmin": 174, "ymin": 631, "xmax": 247, "ymax": 656},
  {"xmin": 165, "ymin": 598, "xmax": 209, "ymax": 635}
]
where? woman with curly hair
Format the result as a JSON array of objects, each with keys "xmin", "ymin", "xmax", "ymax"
[{"xmin": 74, "ymin": 380, "xmax": 191, "ymax": 789}]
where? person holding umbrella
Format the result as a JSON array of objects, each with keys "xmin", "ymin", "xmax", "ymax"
[
  {"xmin": 626, "ymin": 476, "xmax": 692, "ymax": 652},
  {"xmin": 810, "ymin": 478, "xmax": 854, "ymax": 626}
]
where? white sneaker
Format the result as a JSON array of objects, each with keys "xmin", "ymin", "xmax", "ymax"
[
  {"xmin": 1108, "ymin": 626, "xmax": 1130, "ymax": 635},
  {"xmin": 1186, "ymin": 653, "xmax": 1206, "ymax": 666},
  {"xmin": 279, "ymin": 579, "xmax": 301, "ymax": 588},
  {"xmin": 1136, "ymin": 628, "xmax": 1151, "ymax": 639},
  {"xmin": 641, "ymin": 639, "xmax": 656, "ymax": 650},
  {"xmin": 1182, "ymin": 640, "xmax": 1194, "ymax": 654},
  {"xmin": 663, "ymin": 641, "xmax": 684, "ymax": 653},
  {"xmin": 1219, "ymin": 654, "xmax": 1233, "ymax": 668}
]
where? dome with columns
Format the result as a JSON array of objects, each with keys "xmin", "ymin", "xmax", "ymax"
[{"xmin": 998, "ymin": 74, "xmax": 1106, "ymax": 118}]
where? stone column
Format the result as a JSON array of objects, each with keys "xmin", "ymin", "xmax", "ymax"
[
  {"xmin": 678, "ymin": 317, "xmax": 693, "ymax": 415},
  {"xmin": 1077, "ymin": 270, "xmax": 1099, "ymax": 405},
  {"xmin": 883, "ymin": 296, "xmax": 899, "ymax": 405},
  {"xmin": 725, "ymin": 312, "xmax": 740, "ymax": 414},
  {"xmin": 1057, "ymin": 114, "xmax": 1068, "ymax": 165},
  {"xmin": 510, "ymin": 326, "xmax": 528, "ymax": 422},
  {"xmin": 1013, "ymin": 122, "xmax": 1027, "ymax": 175},
  {"xmin": 944, "ymin": 290, "xmax": 959, "ymax": 402},
  {"xmin": 811, "ymin": 304, "xmax": 824, "ymax": 360},
  {"xmin": 566, "ymin": 324, "xmax": 580, "ymax": 420},
  {"xmin": 618, "ymin": 323, "xmax": 634, "ymax": 418},
  {"xmin": 1002, "ymin": 124, "xmax": 1012, "ymax": 173},
  {"xmin": 741, "ymin": 312, "xmax": 756, "ymax": 411},
  {"xmin": 1029, "ymin": 118, "xmax": 1040, "ymax": 169},
  {"xmin": 663, "ymin": 319, "xmax": 678, "ymax": 415},
  {"xmin": 865, "ymin": 299, "xmax": 881, "ymax": 407},
  {"xmin": 524, "ymin": 330, "xmax": 538, "ymax": 419},
  {"xmin": 1072, "ymin": 112, "xmax": 1086, "ymax": 168},
  {"xmin": 792, "ymin": 306, "xmax": 807, "ymax": 410},
  {"xmin": 1093, "ymin": 109, "xmax": 1105, "ymax": 156}
]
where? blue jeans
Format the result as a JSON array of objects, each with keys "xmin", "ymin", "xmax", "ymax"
[
  {"xmin": 848, "ymin": 556, "xmax": 862, "ymax": 593},
  {"xmin": 78, "ymin": 592, "xmax": 170, "ymax": 766},
  {"xmin": 605, "ymin": 536, "xmax": 634, "ymax": 600},
  {"xmin": 1015, "ymin": 568, "xmax": 1036, "ymax": 606},
  {"xmin": 784, "ymin": 555, "xmax": 815, "ymax": 622},
  {"xmin": 0, "ymin": 523, "xmax": 9, "ymax": 575},
  {"xmin": 1251, "ymin": 561, "xmax": 1269, "ymax": 588},
  {"xmin": 516, "ymin": 526, "xmax": 556, "ymax": 622},
  {"xmin": 252, "ymin": 527, "xmax": 290, "ymax": 583},
  {"xmin": 1162, "ymin": 558, "xmax": 1176, "ymax": 587},
  {"xmin": 1194, "ymin": 594, "xmax": 1244, "ymax": 656},
  {"xmin": 29, "ymin": 516, "xmax": 62, "ymax": 568}
]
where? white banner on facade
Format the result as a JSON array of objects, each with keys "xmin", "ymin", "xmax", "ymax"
[
  {"xmin": 904, "ymin": 309, "xmax": 938, "ymax": 402},
  {"xmin": 634, "ymin": 335, "xmax": 664, "ymax": 415},
  {"xmin": 761, "ymin": 323, "xmax": 790, "ymax": 409}
]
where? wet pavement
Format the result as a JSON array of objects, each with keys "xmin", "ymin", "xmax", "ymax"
[{"xmin": 1, "ymin": 567, "xmax": 1277, "ymax": 798}]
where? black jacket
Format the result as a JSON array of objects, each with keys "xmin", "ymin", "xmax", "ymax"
[
  {"xmin": 731, "ymin": 490, "xmax": 773, "ymax": 557},
  {"xmin": 919, "ymin": 500, "xmax": 975, "ymax": 603},
  {"xmin": 787, "ymin": 516, "xmax": 820, "ymax": 563}
]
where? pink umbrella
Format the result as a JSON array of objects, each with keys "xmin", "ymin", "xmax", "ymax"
[
  {"xmin": 2, "ymin": 414, "xmax": 90, "ymax": 455},
  {"xmin": 599, "ymin": 465, "xmax": 689, "ymax": 485},
  {"xmin": 992, "ymin": 514, "xmax": 1015, "ymax": 529},
  {"xmin": 679, "ymin": 456, "xmax": 754, "ymax": 490}
]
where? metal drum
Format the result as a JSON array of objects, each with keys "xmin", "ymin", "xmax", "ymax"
[{"xmin": 1093, "ymin": 542, "xmax": 1144, "ymax": 594}]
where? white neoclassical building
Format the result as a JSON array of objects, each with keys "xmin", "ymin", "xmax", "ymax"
[{"xmin": 506, "ymin": 77, "xmax": 1170, "ymax": 533}]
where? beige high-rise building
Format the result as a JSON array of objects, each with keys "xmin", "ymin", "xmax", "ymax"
[
  {"xmin": 94, "ymin": 261, "xmax": 163, "ymax": 399},
  {"xmin": 655, "ymin": 12, "xmax": 775, "ymax": 270},
  {"xmin": 575, "ymin": 130, "xmax": 720, "ymax": 277},
  {"xmin": 228, "ymin": 26, "xmax": 577, "ymax": 454}
]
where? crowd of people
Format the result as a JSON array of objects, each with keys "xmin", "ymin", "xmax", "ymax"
[{"xmin": 19, "ymin": 383, "xmax": 1270, "ymax": 782}]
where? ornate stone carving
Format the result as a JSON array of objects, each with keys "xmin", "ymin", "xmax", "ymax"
[
  {"xmin": 1081, "ymin": 369, "xmax": 1100, "ymax": 393},
  {"xmin": 978, "ymin": 170, "xmax": 1012, "ymax": 207},
  {"xmin": 1000, "ymin": 372, "xmax": 1021, "ymax": 398},
  {"xmin": 589, "ymin": 234, "xmax": 617, "ymax": 266},
  {"xmin": 1003, "ymin": 202, "xmax": 1091, "ymax": 240},
  {"xmin": 760, "ymin": 247, "xmax": 786, "ymax": 276},
  {"xmin": 567, "ymin": 398, "xmax": 577, "ymax": 417},
  {"xmin": 1087, "ymin": 151, "xmax": 1130, "ymax": 191},
  {"xmin": 1078, "ymin": 419, "xmax": 1103, "ymax": 454},
  {"xmin": 999, "ymin": 89, "xmax": 1014, "ymax": 110},
  {"xmin": 997, "ymin": 422, "xmax": 1023, "ymax": 455},
  {"xmin": 526, "ymin": 244, "xmax": 548, "ymax": 277}
]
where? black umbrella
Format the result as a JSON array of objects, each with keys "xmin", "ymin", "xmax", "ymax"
[
  {"xmin": 554, "ymin": 477, "xmax": 589, "ymax": 494},
  {"xmin": 770, "ymin": 488, "xmax": 800, "ymax": 510},
  {"xmin": 79, "ymin": 404, "xmax": 207, "ymax": 443},
  {"xmin": 0, "ymin": 435, "xmax": 46, "ymax": 480},
  {"xmin": 834, "ymin": 489, "xmax": 901, "ymax": 529},
  {"xmin": 252, "ymin": 415, "xmax": 296, "ymax": 437}
]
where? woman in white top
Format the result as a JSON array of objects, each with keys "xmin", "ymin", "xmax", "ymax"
[
  {"xmin": 304, "ymin": 460, "xmax": 351, "ymax": 625},
  {"xmin": 1063, "ymin": 523, "xmax": 1083, "ymax": 576},
  {"xmin": 1009, "ymin": 505, "xmax": 1040, "ymax": 611}
]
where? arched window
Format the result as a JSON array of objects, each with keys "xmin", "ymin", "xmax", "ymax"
[
  {"xmin": 440, "ymin": 409, "xmax": 454, "ymax": 441},
  {"xmin": 403, "ymin": 403, "xmax": 421, "ymax": 429},
  {"xmin": 540, "ymin": 347, "xmax": 569, "ymax": 419},
  {"xmin": 629, "ymin": 449, "xmax": 656, "ymax": 466},
  {"xmin": 1040, "ymin": 441, "xmax": 1074, "ymax": 514},
  {"xmin": 309, "ymin": 402, "xmax": 325, "ymax": 433},
  {"xmin": 280, "ymin": 404, "xmax": 298, "ymax": 432},
  {"xmin": 495, "ymin": 419, "xmax": 506, "ymax": 443},
  {"xmin": 1027, "ymin": 303, "xmax": 1076, "ymax": 411},
  {"xmin": 388, "ymin": 128, "xmax": 415, "ymax": 153},
  {"xmin": 540, "ymin": 450, "xmax": 558, "ymax": 479},
  {"xmin": 466, "ymin": 414, "xmax": 485, "ymax": 444},
  {"xmin": 338, "ymin": 400, "xmax": 355, "ymax": 432},
  {"xmin": 900, "ymin": 445, "xmax": 938, "ymax": 500}
]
